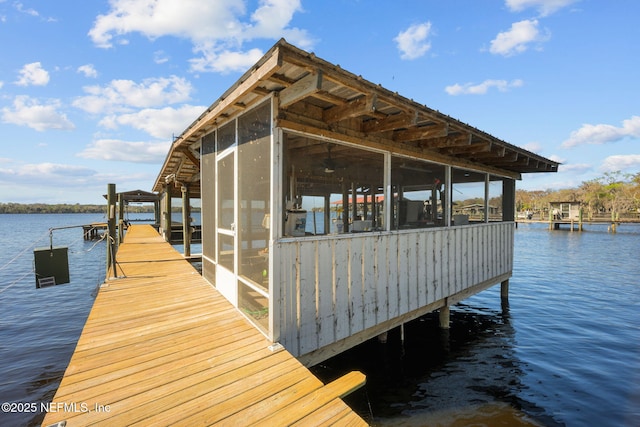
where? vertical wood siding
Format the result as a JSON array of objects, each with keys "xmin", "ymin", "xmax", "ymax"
[{"xmin": 274, "ymin": 222, "xmax": 514, "ymax": 358}]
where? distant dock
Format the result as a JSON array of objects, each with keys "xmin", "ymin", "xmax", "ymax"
[
  {"xmin": 82, "ymin": 222, "xmax": 108, "ymax": 240},
  {"xmin": 43, "ymin": 224, "xmax": 366, "ymax": 426}
]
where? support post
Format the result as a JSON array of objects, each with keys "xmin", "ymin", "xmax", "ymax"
[
  {"xmin": 106, "ymin": 183, "xmax": 117, "ymax": 279},
  {"xmin": 579, "ymin": 207, "xmax": 583, "ymax": 231},
  {"xmin": 501, "ymin": 279, "xmax": 509, "ymax": 300},
  {"xmin": 118, "ymin": 192, "xmax": 124, "ymax": 244},
  {"xmin": 502, "ymin": 178, "xmax": 515, "ymax": 222},
  {"xmin": 165, "ymin": 189, "xmax": 172, "ymax": 242},
  {"xmin": 610, "ymin": 210, "xmax": 617, "ymax": 233},
  {"xmin": 501, "ymin": 279, "xmax": 510, "ymax": 313},
  {"xmin": 182, "ymin": 184, "xmax": 191, "ymax": 257},
  {"xmin": 439, "ymin": 306, "xmax": 450, "ymax": 329}
]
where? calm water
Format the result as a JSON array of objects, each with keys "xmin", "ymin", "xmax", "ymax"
[{"xmin": 0, "ymin": 215, "xmax": 639, "ymax": 426}]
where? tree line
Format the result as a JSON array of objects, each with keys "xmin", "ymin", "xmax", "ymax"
[
  {"xmin": 0, "ymin": 203, "xmax": 155, "ymax": 214},
  {"xmin": 516, "ymin": 171, "xmax": 640, "ymax": 216}
]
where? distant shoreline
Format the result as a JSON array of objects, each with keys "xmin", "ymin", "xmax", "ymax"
[
  {"xmin": 0, "ymin": 203, "xmax": 146, "ymax": 214},
  {"xmin": 0, "ymin": 203, "xmax": 199, "ymax": 214}
]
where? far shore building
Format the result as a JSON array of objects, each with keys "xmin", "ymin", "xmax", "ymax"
[{"xmin": 153, "ymin": 39, "xmax": 559, "ymax": 366}]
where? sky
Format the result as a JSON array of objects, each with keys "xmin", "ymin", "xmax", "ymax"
[{"xmin": 0, "ymin": 0, "xmax": 638, "ymax": 204}]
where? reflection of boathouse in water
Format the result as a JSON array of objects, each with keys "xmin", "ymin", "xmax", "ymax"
[{"xmin": 153, "ymin": 39, "xmax": 559, "ymax": 366}]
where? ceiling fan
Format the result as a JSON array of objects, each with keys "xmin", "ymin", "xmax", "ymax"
[{"xmin": 323, "ymin": 144, "xmax": 336, "ymax": 173}]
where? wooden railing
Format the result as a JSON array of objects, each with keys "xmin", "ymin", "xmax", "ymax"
[{"xmin": 273, "ymin": 222, "xmax": 514, "ymax": 358}]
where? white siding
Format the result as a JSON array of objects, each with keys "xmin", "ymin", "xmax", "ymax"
[{"xmin": 274, "ymin": 222, "xmax": 514, "ymax": 358}]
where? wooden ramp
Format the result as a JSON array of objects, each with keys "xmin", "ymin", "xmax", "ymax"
[{"xmin": 42, "ymin": 225, "xmax": 366, "ymax": 426}]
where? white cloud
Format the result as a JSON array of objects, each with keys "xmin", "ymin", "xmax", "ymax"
[
  {"xmin": 505, "ymin": 0, "xmax": 578, "ymax": 17},
  {"xmin": 99, "ymin": 105, "xmax": 205, "ymax": 139},
  {"xmin": 1, "ymin": 95, "xmax": 74, "ymax": 131},
  {"xmin": 394, "ymin": 22, "xmax": 433, "ymax": 60},
  {"xmin": 561, "ymin": 116, "xmax": 640, "ymax": 148},
  {"xmin": 14, "ymin": 2, "xmax": 39, "ymax": 17},
  {"xmin": 154, "ymin": 50, "xmax": 169, "ymax": 64},
  {"xmin": 548, "ymin": 154, "xmax": 566, "ymax": 163},
  {"xmin": 489, "ymin": 19, "xmax": 549, "ymax": 56},
  {"xmin": 88, "ymin": 0, "xmax": 311, "ymax": 73},
  {"xmin": 557, "ymin": 162, "xmax": 591, "ymax": 173},
  {"xmin": 189, "ymin": 47, "xmax": 265, "ymax": 74},
  {"xmin": 445, "ymin": 79, "xmax": 523, "ymax": 95},
  {"xmin": 73, "ymin": 75, "xmax": 193, "ymax": 114},
  {"xmin": 522, "ymin": 142, "xmax": 543, "ymax": 153},
  {"xmin": 600, "ymin": 154, "xmax": 640, "ymax": 173},
  {"xmin": 15, "ymin": 62, "xmax": 50, "ymax": 86},
  {"xmin": 77, "ymin": 64, "xmax": 98, "ymax": 78},
  {"xmin": 0, "ymin": 162, "xmax": 97, "ymax": 187},
  {"xmin": 78, "ymin": 139, "xmax": 170, "ymax": 164}
]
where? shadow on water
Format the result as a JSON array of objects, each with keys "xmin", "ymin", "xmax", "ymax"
[{"xmin": 311, "ymin": 303, "xmax": 564, "ymax": 427}]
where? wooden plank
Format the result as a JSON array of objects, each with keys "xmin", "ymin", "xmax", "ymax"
[
  {"xmin": 258, "ymin": 371, "xmax": 366, "ymax": 426},
  {"xmin": 349, "ymin": 239, "xmax": 364, "ymax": 334},
  {"xmin": 334, "ymin": 237, "xmax": 350, "ymax": 341},
  {"xmin": 299, "ymin": 240, "xmax": 318, "ymax": 355},
  {"xmin": 317, "ymin": 239, "xmax": 334, "ymax": 348},
  {"xmin": 363, "ymin": 236, "xmax": 377, "ymax": 329},
  {"xmin": 425, "ymin": 231, "xmax": 435, "ymax": 305},
  {"xmin": 387, "ymin": 234, "xmax": 399, "ymax": 319},
  {"xmin": 416, "ymin": 232, "xmax": 427, "ymax": 307},
  {"xmin": 434, "ymin": 230, "xmax": 443, "ymax": 301},
  {"xmin": 375, "ymin": 234, "xmax": 389, "ymax": 324}
]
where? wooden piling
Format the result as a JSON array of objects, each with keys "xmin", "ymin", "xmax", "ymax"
[
  {"xmin": 106, "ymin": 183, "xmax": 117, "ymax": 279},
  {"xmin": 501, "ymin": 279, "xmax": 509, "ymax": 300},
  {"xmin": 439, "ymin": 306, "xmax": 450, "ymax": 329}
]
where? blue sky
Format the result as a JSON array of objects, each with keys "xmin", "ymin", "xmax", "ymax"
[{"xmin": 1, "ymin": 0, "xmax": 638, "ymax": 204}]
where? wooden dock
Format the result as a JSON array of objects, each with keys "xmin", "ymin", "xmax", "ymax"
[
  {"xmin": 42, "ymin": 225, "xmax": 366, "ymax": 426},
  {"xmin": 82, "ymin": 222, "xmax": 108, "ymax": 240}
]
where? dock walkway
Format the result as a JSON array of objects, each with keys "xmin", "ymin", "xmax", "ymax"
[{"xmin": 43, "ymin": 225, "xmax": 366, "ymax": 426}]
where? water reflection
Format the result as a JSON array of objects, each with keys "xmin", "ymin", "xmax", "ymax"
[{"xmin": 312, "ymin": 303, "xmax": 562, "ymax": 426}]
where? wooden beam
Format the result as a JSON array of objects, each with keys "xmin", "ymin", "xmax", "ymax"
[
  {"xmin": 420, "ymin": 133, "xmax": 472, "ymax": 149},
  {"xmin": 279, "ymin": 70, "xmax": 323, "ymax": 108},
  {"xmin": 394, "ymin": 122, "xmax": 449, "ymax": 142},
  {"xmin": 180, "ymin": 147, "xmax": 200, "ymax": 170},
  {"xmin": 443, "ymin": 141, "xmax": 492, "ymax": 156},
  {"xmin": 361, "ymin": 110, "xmax": 418, "ymax": 133},
  {"xmin": 322, "ymin": 94, "xmax": 381, "ymax": 124}
]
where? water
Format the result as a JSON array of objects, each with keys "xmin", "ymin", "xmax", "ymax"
[
  {"xmin": 0, "ymin": 214, "xmax": 108, "ymax": 426},
  {"xmin": 1, "ymin": 217, "xmax": 638, "ymax": 426}
]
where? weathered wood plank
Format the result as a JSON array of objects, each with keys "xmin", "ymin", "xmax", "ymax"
[
  {"xmin": 349, "ymin": 239, "xmax": 365, "ymax": 333},
  {"xmin": 334, "ymin": 238, "xmax": 350, "ymax": 341},
  {"xmin": 375, "ymin": 233, "xmax": 390, "ymax": 324},
  {"xmin": 363, "ymin": 236, "xmax": 377, "ymax": 329},
  {"xmin": 318, "ymin": 238, "xmax": 334, "ymax": 347},
  {"xmin": 388, "ymin": 234, "xmax": 399, "ymax": 319},
  {"xmin": 299, "ymin": 241, "xmax": 318, "ymax": 355}
]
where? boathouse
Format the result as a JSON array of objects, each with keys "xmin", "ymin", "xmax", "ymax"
[
  {"xmin": 153, "ymin": 39, "xmax": 559, "ymax": 366},
  {"xmin": 549, "ymin": 200, "xmax": 581, "ymax": 221}
]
